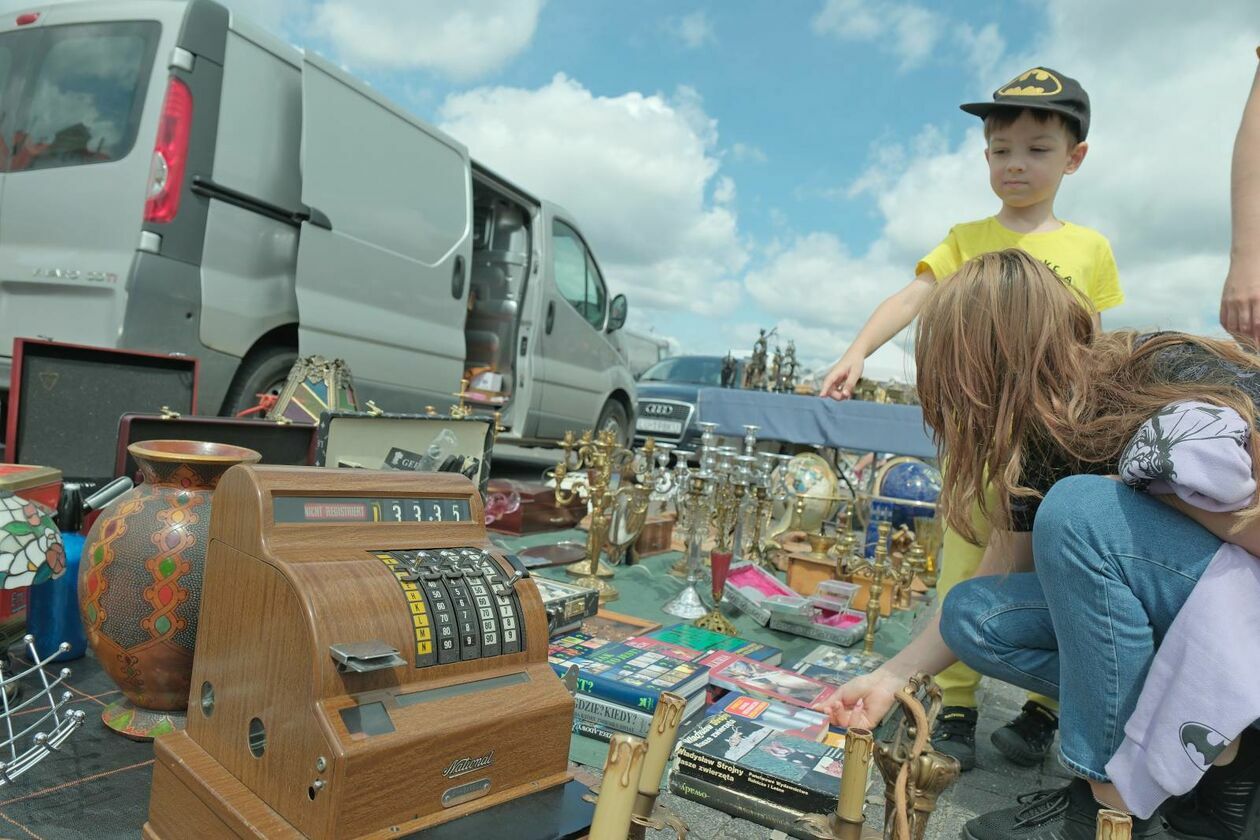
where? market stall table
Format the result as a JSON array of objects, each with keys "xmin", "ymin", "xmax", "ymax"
[{"xmin": 3, "ymin": 531, "xmax": 924, "ymax": 839}]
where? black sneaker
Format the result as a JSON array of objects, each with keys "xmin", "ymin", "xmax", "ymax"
[
  {"xmin": 933, "ymin": 705, "xmax": 978, "ymax": 772},
  {"xmin": 1166, "ymin": 726, "xmax": 1260, "ymax": 839},
  {"xmin": 963, "ymin": 778, "xmax": 1172, "ymax": 840},
  {"xmin": 992, "ymin": 700, "xmax": 1060, "ymax": 767}
]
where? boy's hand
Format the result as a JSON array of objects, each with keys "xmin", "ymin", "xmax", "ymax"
[
  {"xmin": 820, "ymin": 352, "xmax": 864, "ymax": 400},
  {"xmin": 1220, "ymin": 259, "xmax": 1260, "ymax": 344}
]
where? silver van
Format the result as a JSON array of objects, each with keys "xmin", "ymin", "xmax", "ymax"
[{"xmin": 0, "ymin": 0, "xmax": 637, "ymax": 444}]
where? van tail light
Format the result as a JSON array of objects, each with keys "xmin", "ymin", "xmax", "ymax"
[
  {"xmin": 16, "ymin": 13, "xmax": 39, "ymax": 25},
  {"xmin": 144, "ymin": 77, "xmax": 193, "ymax": 224}
]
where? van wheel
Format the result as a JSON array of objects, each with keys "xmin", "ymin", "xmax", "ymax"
[
  {"xmin": 221, "ymin": 346, "xmax": 298, "ymax": 416},
  {"xmin": 596, "ymin": 400, "xmax": 629, "ymax": 447}
]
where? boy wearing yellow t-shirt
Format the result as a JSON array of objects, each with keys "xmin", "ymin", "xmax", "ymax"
[{"xmin": 820, "ymin": 67, "xmax": 1122, "ymax": 772}]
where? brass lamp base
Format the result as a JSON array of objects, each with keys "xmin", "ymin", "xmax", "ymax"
[
  {"xmin": 794, "ymin": 812, "xmax": 882, "ymax": 840},
  {"xmin": 573, "ymin": 574, "xmax": 618, "ymax": 604},
  {"xmin": 565, "ymin": 559, "xmax": 616, "ymax": 578},
  {"xmin": 694, "ymin": 607, "xmax": 737, "ymax": 636}
]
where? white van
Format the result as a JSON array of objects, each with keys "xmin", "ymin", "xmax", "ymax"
[{"xmin": 0, "ymin": 0, "xmax": 637, "ymax": 444}]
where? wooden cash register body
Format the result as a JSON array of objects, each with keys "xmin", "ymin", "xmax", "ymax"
[{"xmin": 144, "ymin": 466, "xmax": 573, "ymax": 839}]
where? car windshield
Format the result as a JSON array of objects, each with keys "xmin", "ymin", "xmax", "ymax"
[{"xmin": 639, "ymin": 356, "xmax": 728, "ymax": 385}]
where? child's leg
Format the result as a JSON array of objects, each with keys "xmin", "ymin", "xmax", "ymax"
[{"xmin": 934, "ymin": 523, "xmax": 985, "ymax": 708}]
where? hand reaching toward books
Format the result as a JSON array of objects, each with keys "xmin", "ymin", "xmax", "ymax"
[{"xmin": 814, "ymin": 668, "xmax": 906, "ymax": 729}]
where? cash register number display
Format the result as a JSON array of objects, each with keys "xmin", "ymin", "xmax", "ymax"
[{"xmin": 143, "ymin": 467, "xmax": 576, "ymax": 840}]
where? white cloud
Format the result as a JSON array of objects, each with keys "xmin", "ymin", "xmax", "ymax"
[
  {"xmin": 731, "ymin": 142, "xmax": 768, "ymax": 163},
  {"xmin": 310, "ymin": 0, "xmax": 544, "ymax": 81},
  {"xmin": 439, "ymin": 74, "xmax": 747, "ymax": 316},
  {"xmin": 812, "ymin": 0, "xmax": 943, "ymax": 71},
  {"xmin": 668, "ymin": 10, "xmax": 715, "ymax": 49},
  {"xmin": 776, "ymin": 0, "xmax": 1259, "ymax": 382}
]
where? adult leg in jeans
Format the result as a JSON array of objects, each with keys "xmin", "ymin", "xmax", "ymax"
[
  {"xmin": 941, "ymin": 474, "xmax": 1221, "ymax": 781},
  {"xmin": 936, "ymin": 481, "xmax": 1062, "ymax": 769}
]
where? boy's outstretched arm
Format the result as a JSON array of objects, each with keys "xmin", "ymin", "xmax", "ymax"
[
  {"xmin": 1221, "ymin": 58, "xmax": 1260, "ymax": 343},
  {"xmin": 820, "ymin": 271, "xmax": 935, "ymax": 400}
]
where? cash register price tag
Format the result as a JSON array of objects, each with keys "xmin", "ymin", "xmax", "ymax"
[{"xmin": 375, "ymin": 548, "xmax": 524, "ymax": 667}]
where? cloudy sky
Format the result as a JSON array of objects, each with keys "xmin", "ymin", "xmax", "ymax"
[{"xmin": 9, "ymin": 0, "xmax": 1257, "ymax": 379}]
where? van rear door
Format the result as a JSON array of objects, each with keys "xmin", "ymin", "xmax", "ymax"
[
  {"xmin": 295, "ymin": 53, "xmax": 471, "ymax": 407},
  {"xmin": 0, "ymin": 11, "xmax": 163, "ymax": 353}
]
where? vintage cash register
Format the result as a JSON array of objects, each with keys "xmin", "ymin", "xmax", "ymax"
[{"xmin": 144, "ymin": 466, "xmax": 579, "ymax": 839}]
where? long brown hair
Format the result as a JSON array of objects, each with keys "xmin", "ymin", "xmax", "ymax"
[{"xmin": 916, "ymin": 248, "xmax": 1260, "ymax": 541}]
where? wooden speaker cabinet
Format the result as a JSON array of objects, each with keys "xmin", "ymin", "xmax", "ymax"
[{"xmin": 144, "ymin": 466, "xmax": 574, "ymax": 839}]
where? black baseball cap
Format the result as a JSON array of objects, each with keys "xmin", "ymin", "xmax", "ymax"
[{"xmin": 960, "ymin": 67, "xmax": 1090, "ymax": 141}]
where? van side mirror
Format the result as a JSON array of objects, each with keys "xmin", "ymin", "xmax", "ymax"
[{"xmin": 607, "ymin": 294, "xmax": 628, "ymax": 332}]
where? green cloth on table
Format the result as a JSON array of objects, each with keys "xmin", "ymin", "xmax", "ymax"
[{"xmin": 490, "ymin": 529, "xmax": 925, "ymax": 766}]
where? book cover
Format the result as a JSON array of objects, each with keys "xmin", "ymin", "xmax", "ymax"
[
  {"xmin": 674, "ymin": 712, "xmax": 849, "ymax": 815},
  {"xmin": 621, "ymin": 636, "xmax": 705, "ymax": 661},
  {"xmin": 707, "ymin": 693, "xmax": 829, "ymax": 742},
  {"xmin": 633, "ymin": 623, "xmax": 783, "ymax": 664},
  {"xmin": 572, "ymin": 692, "xmax": 653, "ymax": 738},
  {"xmin": 572, "ymin": 718, "xmax": 616, "ymax": 743},
  {"xmin": 795, "ymin": 663, "xmax": 870, "ymax": 689},
  {"xmin": 792, "ymin": 645, "xmax": 885, "ymax": 674},
  {"xmin": 702, "ymin": 651, "xmax": 840, "ymax": 709},
  {"xmin": 668, "ymin": 770, "xmax": 827, "ymax": 839},
  {"xmin": 548, "ymin": 634, "xmax": 709, "ymax": 713},
  {"xmin": 581, "ymin": 609, "xmax": 661, "ymax": 643}
]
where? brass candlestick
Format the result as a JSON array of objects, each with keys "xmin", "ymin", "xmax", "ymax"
[
  {"xmin": 912, "ymin": 515, "xmax": 942, "ymax": 588},
  {"xmin": 1097, "ymin": 810, "xmax": 1133, "ymax": 839},
  {"xmin": 628, "ymin": 693, "xmax": 689, "ymax": 840},
  {"xmin": 907, "ymin": 542, "xmax": 926, "ymax": 597},
  {"xmin": 830, "ymin": 507, "xmax": 857, "ymax": 579},
  {"xmin": 847, "ymin": 521, "xmax": 893, "ymax": 656}
]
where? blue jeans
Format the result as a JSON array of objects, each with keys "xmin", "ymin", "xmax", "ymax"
[{"xmin": 939, "ymin": 475, "xmax": 1222, "ymax": 781}]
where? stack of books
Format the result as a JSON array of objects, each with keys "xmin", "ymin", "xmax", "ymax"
[
  {"xmin": 547, "ymin": 624, "xmax": 784, "ymax": 741},
  {"xmin": 669, "ymin": 711, "xmax": 863, "ymax": 839},
  {"xmin": 548, "ymin": 632, "xmax": 712, "ymax": 741}
]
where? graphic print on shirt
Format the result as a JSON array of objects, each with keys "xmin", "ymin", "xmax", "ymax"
[
  {"xmin": 1120, "ymin": 404, "xmax": 1250, "ymax": 491},
  {"xmin": 1180, "ymin": 721, "xmax": 1230, "ymax": 770}
]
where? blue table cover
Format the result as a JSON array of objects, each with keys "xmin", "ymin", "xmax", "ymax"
[{"xmin": 695, "ymin": 387, "xmax": 936, "ymax": 458}]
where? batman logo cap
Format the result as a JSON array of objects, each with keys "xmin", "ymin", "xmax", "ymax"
[{"xmin": 960, "ymin": 66, "xmax": 1090, "ymax": 141}]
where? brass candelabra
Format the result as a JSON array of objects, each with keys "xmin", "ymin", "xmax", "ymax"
[
  {"xmin": 845, "ymin": 520, "xmax": 894, "ymax": 656},
  {"xmin": 694, "ymin": 457, "xmax": 746, "ymax": 637},
  {"xmin": 550, "ymin": 429, "xmax": 640, "ymax": 602}
]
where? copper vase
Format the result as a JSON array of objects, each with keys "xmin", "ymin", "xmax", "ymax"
[{"xmin": 79, "ymin": 440, "xmax": 260, "ymax": 740}]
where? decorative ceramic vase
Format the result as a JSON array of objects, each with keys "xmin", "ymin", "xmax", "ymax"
[{"xmin": 79, "ymin": 440, "xmax": 260, "ymax": 740}]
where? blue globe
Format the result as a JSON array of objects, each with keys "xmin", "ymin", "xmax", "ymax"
[
  {"xmin": 863, "ymin": 458, "xmax": 941, "ymax": 556},
  {"xmin": 878, "ymin": 459, "xmax": 942, "ymax": 504}
]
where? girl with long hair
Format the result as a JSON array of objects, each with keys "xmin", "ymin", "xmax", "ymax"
[{"xmin": 821, "ymin": 249, "xmax": 1260, "ymax": 840}]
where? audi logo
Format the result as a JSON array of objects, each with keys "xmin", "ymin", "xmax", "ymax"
[{"xmin": 642, "ymin": 403, "xmax": 675, "ymax": 416}]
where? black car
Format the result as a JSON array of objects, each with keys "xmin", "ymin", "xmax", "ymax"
[{"xmin": 633, "ymin": 355, "xmax": 744, "ymax": 450}]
